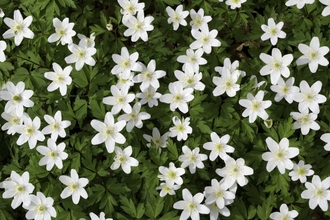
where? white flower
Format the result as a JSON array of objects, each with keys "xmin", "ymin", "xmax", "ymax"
[
  {"xmin": 77, "ymin": 32, "xmax": 96, "ymax": 48},
  {"xmin": 174, "ymin": 69, "xmax": 205, "ymax": 91},
  {"xmin": 204, "ymin": 179, "xmax": 235, "ymax": 209},
  {"xmin": 166, "ymin": 5, "xmax": 189, "ymax": 31},
  {"xmin": 293, "ymin": 80, "xmax": 326, "ymax": 114},
  {"xmin": 123, "ymin": 10, "xmax": 154, "ymax": 42},
  {"xmin": 216, "ymin": 157, "xmax": 253, "ymax": 188},
  {"xmin": 215, "ymin": 58, "xmax": 246, "ymax": 77},
  {"xmin": 270, "ymin": 77, "xmax": 299, "ymax": 104},
  {"xmin": 136, "ymin": 86, "xmax": 162, "ymax": 108},
  {"xmin": 239, "ymin": 90, "xmax": 272, "ymax": 123},
  {"xmin": 106, "ymin": 23, "xmax": 113, "ymax": 31},
  {"xmin": 133, "ymin": 59, "xmax": 166, "ymax": 90},
  {"xmin": 14, "ymin": 115, "xmax": 45, "ymax": 149},
  {"xmin": 0, "ymin": 8, "xmax": 4, "ymax": 17},
  {"xmin": 212, "ymin": 68, "xmax": 240, "ymax": 97},
  {"xmin": 24, "ymin": 192, "xmax": 56, "ymax": 220},
  {"xmin": 260, "ymin": 18, "xmax": 286, "ymax": 45},
  {"xmin": 0, "ymin": 40, "xmax": 6, "ymax": 62},
  {"xmin": 44, "ymin": 63, "xmax": 73, "ymax": 96},
  {"xmin": 89, "ymin": 212, "xmax": 113, "ymax": 220},
  {"xmin": 156, "ymin": 182, "xmax": 180, "ymax": 197},
  {"xmin": 262, "ymin": 137, "xmax": 300, "ymax": 174},
  {"xmin": 0, "ymin": 81, "xmax": 34, "ymax": 117},
  {"xmin": 118, "ymin": 102, "xmax": 151, "ymax": 132},
  {"xmin": 160, "ymin": 81, "xmax": 194, "ymax": 114},
  {"xmin": 37, "ymin": 138, "xmax": 68, "ymax": 171},
  {"xmin": 173, "ymin": 188, "xmax": 210, "ymax": 220},
  {"xmin": 250, "ymin": 75, "xmax": 267, "ymax": 90},
  {"xmin": 269, "ymin": 204, "xmax": 298, "ymax": 220},
  {"xmin": 290, "ymin": 109, "xmax": 320, "ymax": 135},
  {"xmin": 116, "ymin": 72, "xmax": 134, "ymax": 90},
  {"xmin": 225, "ymin": 0, "xmax": 247, "ymax": 9},
  {"xmin": 321, "ymin": 133, "xmax": 330, "ymax": 151},
  {"xmin": 59, "ymin": 169, "xmax": 88, "ymax": 204},
  {"xmin": 110, "ymin": 146, "xmax": 139, "ymax": 174},
  {"xmin": 289, "ymin": 160, "xmax": 314, "ymax": 183},
  {"xmin": 1, "ymin": 111, "xmax": 24, "ymax": 135},
  {"xmin": 102, "ymin": 84, "xmax": 135, "ymax": 114},
  {"xmin": 320, "ymin": 0, "xmax": 330, "ymax": 16},
  {"xmin": 118, "ymin": 0, "xmax": 145, "ymax": 17},
  {"xmin": 48, "ymin": 17, "xmax": 76, "ymax": 45},
  {"xmin": 207, "ymin": 202, "xmax": 231, "ymax": 219},
  {"xmin": 111, "ymin": 46, "xmax": 141, "ymax": 79},
  {"xmin": 158, "ymin": 162, "xmax": 185, "ymax": 187},
  {"xmin": 169, "ymin": 116, "xmax": 192, "ymax": 141},
  {"xmin": 179, "ymin": 146, "xmax": 208, "ymax": 174},
  {"xmin": 177, "ymin": 48, "xmax": 207, "ymax": 73},
  {"xmin": 296, "ymin": 36, "xmax": 329, "ymax": 73},
  {"xmin": 189, "ymin": 8, "xmax": 212, "ymax": 30},
  {"xmin": 285, "ymin": 0, "xmax": 315, "ymax": 9},
  {"xmin": 190, "ymin": 26, "xmax": 221, "ymax": 54},
  {"xmin": 65, "ymin": 38, "xmax": 96, "ymax": 71},
  {"xmin": 143, "ymin": 127, "xmax": 169, "ymax": 153},
  {"xmin": 203, "ymin": 132, "xmax": 234, "ymax": 161},
  {"xmin": 41, "ymin": 110, "xmax": 71, "ymax": 141},
  {"xmin": 301, "ymin": 175, "xmax": 330, "ymax": 211},
  {"xmin": 91, "ymin": 112, "xmax": 126, "ymax": 153},
  {"xmin": 2, "ymin": 9, "xmax": 34, "ymax": 46},
  {"xmin": 2, "ymin": 171, "xmax": 34, "ymax": 209},
  {"xmin": 259, "ymin": 48, "xmax": 293, "ymax": 84}
]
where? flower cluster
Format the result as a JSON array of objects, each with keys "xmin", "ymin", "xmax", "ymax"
[{"xmin": 2, "ymin": 0, "xmax": 330, "ymax": 219}]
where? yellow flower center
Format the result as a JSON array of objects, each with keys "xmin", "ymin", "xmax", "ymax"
[
  {"xmin": 176, "ymin": 124, "xmax": 185, "ymax": 132},
  {"xmin": 173, "ymin": 14, "xmax": 180, "ymax": 23},
  {"xmin": 308, "ymin": 51, "xmax": 318, "ymax": 60},
  {"xmin": 13, "ymin": 95, "xmax": 22, "ymax": 102},
  {"xmin": 14, "ymin": 184, "xmax": 25, "ymax": 194},
  {"xmin": 68, "ymin": 182, "xmax": 79, "ymax": 192},
  {"xmin": 297, "ymin": 167, "xmax": 306, "ymax": 176},
  {"xmin": 116, "ymin": 96, "xmax": 125, "ymax": 104},
  {"xmin": 59, "ymin": 29, "xmax": 65, "ymax": 35},
  {"xmin": 251, "ymin": 101, "xmax": 261, "ymax": 111},
  {"xmin": 315, "ymin": 189, "xmax": 325, "ymax": 197},
  {"xmin": 274, "ymin": 149, "xmax": 287, "ymax": 161},
  {"xmin": 54, "ymin": 74, "xmax": 64, "ymax": 84},
  {"xmin": 34, "ymin": 204, "xmax": 46, "ymax": 215},
  {"xmin": 51, "ymin": 122, "xmax": 59, "ymax": 132},
  {"xmin": 48, "ymin": 150, "xmax": 58, "ymax": 159},
  {"xmin": 173, "ymin": 94, "xmax": 182, "ymax": 102},
  {"xmin": 192, "ymin": 17, "xmax": 202, "ymax": 26},
  {"xmin": 143, "ymin": 71, "xmax": 152, "ymax": 80},
  {"xmin": 215, "ymin": 143, "xmax": 224, "ymax": 152},
  {"xmin": 216, "ymin": 189, "xmax": 224, "ymax": 198},
  {"xmin": 229, "ymin": 164, "xmax": 240, "ymax": 177},
  {"xmin": 120, "ymin": 59, "xmax": 131, "ymax": 69},
  {"xmin": 270, "ymin": 28, "xmax": 278, "ymax": 35},
  {"xmin": 202, "ymin": 35, "xmax": 210, "ymax": 44},
  {"xmin": 281, "ymin": 85, "xmax": 289, "ymax": 94},
  {"xmin": 134, "ymin": 21, "xmax": 143, "ymax": 31},
  {"xmin": 76, "ymin": 49, "xmax": 86, "ymax": 59},
  {"xmin": 168, "ymin": 170, "xmax": 177, "ymax": 179},
  {"xmin": 189, "ymin": 154, "xmax": 198, "ymax": 163},
  {"xmin": 13, "ymin": 21, "xmax": 23, "ymax": 34},
  {"xmin": 24, "ymin": 126, "xmax": 35, "ymax": 137}
]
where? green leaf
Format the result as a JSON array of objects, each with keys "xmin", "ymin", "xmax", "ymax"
[
  {"xmin": 73, "ymin": 97, "xmax": 88, "ymax": 121},
  {"xmin": 159, "ymin": 211, "xmax": 179, "ymax": 220},
  {"xmin": 57, "ymin": 0, "xmax": 76, "ymax": 8},
  {"xmin": 120, "ymin": 196, "xmax": 137, "ymax": 217}
]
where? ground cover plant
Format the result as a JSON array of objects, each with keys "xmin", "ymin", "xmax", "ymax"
[{"xmin": 1, "ymin": 0, "xmax": 330, "ymax": 219}]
